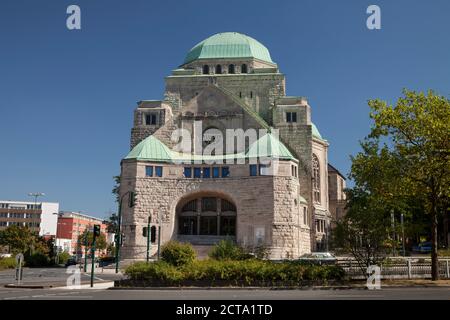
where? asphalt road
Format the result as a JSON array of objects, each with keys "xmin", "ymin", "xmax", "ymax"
[
  {"xmin": 0, "ymin": 266, "xmax": 122, "ymax": 287},
  {"xmin": 1, "ymin": 268, "xmax": 449, "ymax": 300},
  {"xmin": 0, "ymin": 287, "xmax": 449, "ymax": 300}
]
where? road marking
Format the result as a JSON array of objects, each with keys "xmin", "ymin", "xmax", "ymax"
[{"xmin": 4, "ymin": 296, "xmax": 30, "ymax": 300}]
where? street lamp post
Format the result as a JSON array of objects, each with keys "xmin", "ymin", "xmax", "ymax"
[
  {"xmin": 28, "ymin": 192, "xmax": 45, "ymax": 209},
  {"xmin": 27, "ymin": 193, "xmax": 45, "ymax": 255}
]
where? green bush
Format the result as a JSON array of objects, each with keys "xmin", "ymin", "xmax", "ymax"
[
  {"xmin": 57, "ymin": 251, "xmax": 71, "ymax": 265},
  {"xmin": 208, "ymin": 240, "xmax": 247, "ymax": 260},
  {"xmin": 161, "ymin": 241, "xmax": 196, "ymax": 267},
  {"xmin": 0, "ymin": 257, "xmax": 16, "ymax": 270},
  {"xmin": 124, "ymin": 259, "xmax": 345, "ymax": 286},
  {"xmin": 25, "ymin": 252, "xmax": 50, "ymax": 267}
]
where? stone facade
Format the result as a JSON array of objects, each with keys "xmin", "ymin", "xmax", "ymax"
[{"xmin": 119, "ymin": 32, "xmax": 343, "ymax": 261}]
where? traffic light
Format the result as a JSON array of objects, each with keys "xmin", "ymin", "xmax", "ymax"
[
  {"xmin": 93, "ymin": 224, "xmax": 101, "ymax": 238},
  {"xmin": 128, "ymin": 191, "xmax": 137, "ymax": 207},
  {"xmin": 143, "ymin": 226, "xmax": 148, "ymax": 237}
]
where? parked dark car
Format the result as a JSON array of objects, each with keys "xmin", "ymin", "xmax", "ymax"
[
  {"xmin": 65, "ymin": 256, "xmax": 77, "ymax": 267},
  {"xmin": 412, "ymin": 242, "xmax": 432, "ymax": 253}
]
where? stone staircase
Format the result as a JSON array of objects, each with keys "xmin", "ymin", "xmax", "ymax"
[{"xmin": 191, "ymin": 245, "xmax": 214, "ymax": 260}]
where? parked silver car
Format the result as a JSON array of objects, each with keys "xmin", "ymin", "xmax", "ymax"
[{"xmin": 297, "ymin": 252, "xmax": 337, "ymax": 265}]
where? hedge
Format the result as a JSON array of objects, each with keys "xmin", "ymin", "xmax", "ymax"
[
  {"xmin": 0, "ymin": 257, "xmax": 16, "ymax": 270},
  {"xmin": 123, "ymin": 259, "xmax": 345, "ymax": 287}
]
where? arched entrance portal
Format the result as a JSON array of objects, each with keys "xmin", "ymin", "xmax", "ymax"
[{"xmin": 176, "ymin": 195, "xmax": 236, "ymax": 243}]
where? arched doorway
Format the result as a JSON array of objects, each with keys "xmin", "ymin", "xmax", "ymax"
[{"xmin": 176, "ymin": 195, "xmax": 236, "ymax": 242}]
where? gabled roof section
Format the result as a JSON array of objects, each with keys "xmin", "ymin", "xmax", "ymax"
[
  {"xmin": 328, "ymin": 163, "xmax": 347, "ymax": 180},
  {"xmin": 213, "ymin": 85, "xmax": 271, "ymax": 130}
]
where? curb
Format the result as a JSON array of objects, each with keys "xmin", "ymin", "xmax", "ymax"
[
  {"xmin": 109, "ymin": 285, "xmax": 368, "ymax": 291},
  {"xmin": 4, "ymin": 280, "xmax": 115, "ymax": 290},
  {"xmin": 109, "ymin": 284, "xmax": 450, "ymax": 290},
  {"xmin": 4, "ymin": 284, "xmax": 49, "ymax": 289}
]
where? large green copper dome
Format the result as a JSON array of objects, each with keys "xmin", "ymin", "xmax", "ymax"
[{"xmin": 183, "ymin": 32, "xmax": 273, "ymax": 65}]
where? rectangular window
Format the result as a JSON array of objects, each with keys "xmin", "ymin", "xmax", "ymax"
[
  {"xmin": 145, "ymin": 113, "xmax": 157, "ymax": 125},
  {"xmin": 249, "ymin": 164, "xmax": 257, "ymax": 176},
  {"xmin": 145, "ymin": 166, "xmax": 153, "ymax": 177},
  {"xmin": 203, "ymin": 167, "xmax": 210, "ymax": 178},
  {"xmin": 212, "ymin": 167, "xmax": 220, "ymax": 178},
  {"xmin": 221, "ymin": 167, "xmax": 230, "ymax": 178},
  {"xmin": 286, "ymin": 112, "xmax": 297, "ymax": 123},
  {"xmin": 259, "ymin": 164, "xmax": 271, "ymax": 176},
  {"xmin": 303, "ymin": 207, "xmax": 307, "ymax": 225},
  {"xmin": 155, "ymin": 166, "xmax": 163, "ymax": 177},
  {"xmin": 194, "ymin": 167, "xmax": 202, "ymax": 178},
  {"xmin": 183, "ymin": 167, "xmax": 192, "ymax": 178}
]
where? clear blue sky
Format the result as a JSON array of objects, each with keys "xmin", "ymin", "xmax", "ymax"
[{"xmin": 1, "ymin": 0, "xmax": 449, "ymax": 218}]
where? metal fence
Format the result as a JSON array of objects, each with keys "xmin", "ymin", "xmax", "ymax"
[{"xmin": 337, "ymin": 258, "xmax": 450, "ymax": 280}]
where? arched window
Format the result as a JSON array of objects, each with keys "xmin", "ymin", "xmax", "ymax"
[
  {"xmin": 313, "ymin": 154, "xmax": 321, "ymax": 203},
  {"xmin": 228, "ymin": 64, "xmax": 235, "ymax": 74},
  {"xmin": 182, "ymin": 199, "xmax": 197, "ymax": 212},
  {"xmin": 241, "ymin": 64, "xmax": 248, "ymax": 73},
  {"xmin": 202, "ymin": 65, "xmax": 209, "ymax": 74},
  {"xmin": 215, "ymin": 65, "xmax": 222, "ymax": 74}
]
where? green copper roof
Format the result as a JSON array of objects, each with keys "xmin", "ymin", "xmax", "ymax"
[
  {"xmin": 299, "ymin": 196, "xmax": 308, "ymax": 204},
  {"xmin": 245, "ymin": 133, "xmax": 296, "ymax": 161},
  {"xmin": 183, "ymin": 32, "xmax": 273, "ymax": 65},
  {"xmin": 312, "ymin": 123, "xmax": 323, "ymax": 140},
  {"xmin": 125, "ymin": 134, "xmax": 297, "ymax": 163},
  {"xmin": 125, "ymin": 135, "xmax": 173, "ymax": 161}
]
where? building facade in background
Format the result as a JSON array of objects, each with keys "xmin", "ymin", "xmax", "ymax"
[
  {"xmin": 55, "ymin": 211, "xmax": 108, "ymax": 255},
  {"xmin": 0, "ymin": 200, "xmax": 59, "ymax": 236},
  {"xmin": 119, "ymin": 32, "xmax": 347, "ymax": 261}
]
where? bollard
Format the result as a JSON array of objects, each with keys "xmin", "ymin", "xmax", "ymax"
[
  {"xmin": 407, "ymin": 259, "xmax": 412, "ymax": 279},
  {"xmin": 446, "ymin": 260, "xmax": 449, "ymax": 279}
]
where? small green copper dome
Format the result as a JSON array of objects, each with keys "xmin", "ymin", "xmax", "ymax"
[
  {"xmin": 312, "ymin": 123, "xmax": 323, "ymax": 140},
  {"xmin": 125, "ymin": 135, "xmax": 173, "ymax": 161},
  {"xmin": 245, "ymin": 133, "xmax": 296, "ymax": 161},
  {"xmin": 183, "ymin": 32, "xmax": 273, "ymax": 65}
]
